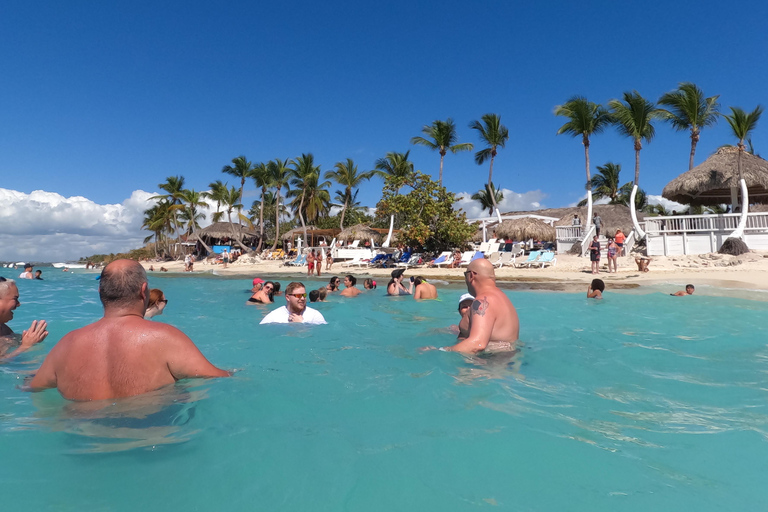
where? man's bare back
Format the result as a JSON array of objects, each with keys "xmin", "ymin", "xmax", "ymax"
[
  {"xmin": 413, "ymin": 279, "xmax": 438, "ymax": 300},
  {"xmin": 28, "ymin": 260, "xmax": 228, "ymax": 401}
]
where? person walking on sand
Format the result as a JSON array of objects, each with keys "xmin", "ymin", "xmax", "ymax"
[
  {"xmin": 422, "ymin": 258, "xmax": 519, "ymax": 354},
  {"xmin": 593, "ymin": 213, "xmax": 602, "ymax": 237},
  {"xmin": 221, "ymin": 249, "xmax": 230, "ymax": 269},
  {"xmin": 589, "ymin": 235, "xmax": 600, "ymax": 274},
  {"xmin": 27, "ymin": 260, "xmax": 229, "ymax": 400},
  {"xmin": 0, "ymin": 278, "xmax": 49, "ymax": 361}
]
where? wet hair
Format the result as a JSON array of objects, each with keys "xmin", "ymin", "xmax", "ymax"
[
  {"xmin": 413, "ymin": 276, "xmax": 425, "ymax": 286},
  {"xmin": 99, "ymin": 262, "xmax": 147, "ymax": 308},
  {"xmin": 285, "ymin": 282, "xmax": 305, "ymax": 295},
  {"xmin": 590, "ymin": 279, "xmax": 605, "ymax": 292},
  {"xmin": 317, "ymin": 287, "xmax": 327, "ymax": 301},
  {"xmin": 309, "ymin": 289, "xmax": 320, "ymax": 302},
  {"xmin": 272, "ymin": 282, "xmax": 281, "ymax": 293},
  {"xmin": 686, "ymin": 284, "xmax": 695, "ymax": 291},
  {"xmin": 148, "ymin": 288, "xmax": 165, "ymax": 308},
  {"xmin": 364, "ymin": 278, "xmax": 376, "ymax": 289},
  {"xmin": 329, "ymin": 276, "xmax": 340, "ymax": 291},
  {"xmin": 346, "ymin": 275, "xmax": 356, "ymax": 286},
  {"xmin": 0, "ymin": 278, "xmax": 15, "ymax": 297}
]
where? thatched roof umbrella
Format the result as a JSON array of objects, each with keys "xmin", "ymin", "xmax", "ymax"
[
  {"xmin": 662, "ymin": 146, "xmax": 768, "ymax": 206},
  {"xmin": 188, "ymin": 222, "xmax": 259, "ymax": 243},
  {"xmin": 281, "ymin": 225, "xmax": 318, "ymax": 240},
  {"xmin": 494, "ymin": 217, "xmax": 556, "ymax": 241},
  {"xmin": 338, "ymin": 223, "xmax": 383, "ymax": 244},
  {"xmin": 551, "ymin": 204, "xmax": 640, "ymax": 236}
]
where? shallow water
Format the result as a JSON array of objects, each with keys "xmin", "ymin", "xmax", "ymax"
[{"xmin": 2, "ymin": 268, "xmax": 768, "ymax": 511}]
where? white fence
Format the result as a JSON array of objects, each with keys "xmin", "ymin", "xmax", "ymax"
[{"xmin": 645, "ymin": 212, "xmax": 768, "ymax": 255}]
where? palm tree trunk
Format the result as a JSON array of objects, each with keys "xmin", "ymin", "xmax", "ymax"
[
  {"xmin": 298, "ymin": 191, "xmax": 308, "ymax": 248},
  {"xmin": 256, "ymin": 188, "xmax": 266, "ymax": 252},
  {"xmin": 271, "ymin": 189, "xmax": 281, "ymax": 251},
  {"xmin": 634, "ymin": 139, "xmax": 641, "ymax": 186},
  {"xmin": 339, "ymin": 195, "xmax": 348, "ymax": 230},
  {"xmin": 584, "ymin": 141, "xmax": 593, "ymax": 234},
  {"xmin": 439, "ymin": 153, "xmax": 445, "ymax": 187},
  {"xmin": 488, "ymin": 155, "xmax": 501, "ymax": 222},
  {"xmin": 689, "ymin": 131, "xmax": 699, "ymax": 171}
]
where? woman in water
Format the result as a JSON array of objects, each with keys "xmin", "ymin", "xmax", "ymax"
[
  {"xmin": 247, "ymin": 281, "xmax": 275, "ymax": 304},
  {"xmin": 387, "ymin": 269, "xmax": 412, "ymax": 296},
  {"xmin": 326, "ymin": 276, "xmax": 341, "ymax": 292},
  {"xmin": 364, "ymin": 278, "xmax": 376, "ymax": 290},
  {"xmin": 144, "ymin": 289, "xmax": 168, "ymax": 319}
]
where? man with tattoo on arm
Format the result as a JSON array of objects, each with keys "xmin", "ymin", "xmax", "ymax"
[{"xmin": 422, "ymin": 258, "xmax": 519, "ymax": 354}]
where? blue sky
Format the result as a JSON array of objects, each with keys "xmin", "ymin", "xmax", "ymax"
[{"xmin": 1, "ymin": 0, "xmax": 767, "ymax": 260}]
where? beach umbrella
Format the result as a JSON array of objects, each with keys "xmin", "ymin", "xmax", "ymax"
[
  {"xmin": 187, "ymin": 222, "xmax": 259, "ymax": 242},
  {"xmin": 494, "ymin": 217, "xmax": 556, "ymax": 241},
  {"xmin": 662, "ymin": 146, "xmax": 768, "ymax": 206},
  {"xmin": 552, "ymin": 204, "xmax": 639, "ymax": 237},
  {"xmin": 281, "ymin": 226, "xmax": 318, "ymax": 240},
  {"xmin": 337, "ymin": 224, "xmax": 383, "ymax": 243}
]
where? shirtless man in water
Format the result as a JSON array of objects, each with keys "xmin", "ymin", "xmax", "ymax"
[
  {"xmin": 412, "ymin": 276, "xmax": 438, "ymax": 300},
  {"xmin": 423, "ymin": 258, "xmax": 519, "ymax": 354},
  {"xmin": 28, "ymin": 260, "xmax": 229, "ymax": 401}
]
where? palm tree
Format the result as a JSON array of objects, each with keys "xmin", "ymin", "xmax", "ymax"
[
  {"xmin": 142, "ymin": 202, "xmax": 172, "ymax": 258},
  {"xmin": 658, "ymin": 83, "xmax": 720, "ymax": 170},
  {"xmin": 220, "ymin": 185, "xmax": 252, "ymax": 252},
  {"xmin": 288, "ymin": 153, "xmax": 327, "ymax": 245},
  {"xmin": 204, "ymin": 180, "xmax": 228, "ymax": 223},
  {"xmin": 373, "ymin": 150, "xmax": 415, "ymax": 190},
  {"xmin": 410, "ymin": 119, "xmax": 474, "ymax": 186},
  {"xmin": 268, "ymin": 158, "xmax": 292, "ymax": 250},
  {"xmin": 324, "ymin": 158, "xmax": 375, "ymax": 230},
  {"xmin": 154, "ymin": 175, "xmax": 186, "ymax": 204},
  {"xmin": 470, "ymin": 114, "xmax": 509, "ymax": 220},
  {"xmin": 177, "ymin": 189, "xmax": 209, "ymax": 236},
  {"xmin": 608, "ymin": 91, "xmax": 664, "ymax": 237},
  {"xmin": 723, "ymin": 105, "xmax": 764, "ymax": 237},
  {"xmin": 554, "ymin": 97, "xmax": 612, "ymax": 226},
  {"xmin": 222, "ymin": 156, "xmax": 255, "ymax": 217},
  {"xmin": 250, "ymin": 163, "xmax": 272, "ymax": 252},
  {"xmin": 617, "ymin": 182, "xmax": 648, "ymax": 210},
  {"xmin": 471, "ymin": 183, "xmax": 504, "ymax": 215},
  {"xmin": 578, "ymin": 162, "xmax": 623, "ymax": 206}
]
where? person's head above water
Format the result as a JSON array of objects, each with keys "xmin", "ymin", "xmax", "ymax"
[
  {"xmin": 590, "ymin": 279, "xmax": 605, "ymax": 292},
  {"xmin": 391, "ymin": 268, "xmax": 405, "ymax": 280},
  {"xmin": 98, "ymin": 259, "xmax": 149, "ymax": 311},
  {"xmin": 686, "ymin": 284, "xmax": 695, "ymax": 294},
  {"xmin": 344, "ymin": 275, "xmax": 357, "ymax": 287},
  {"xmin": 457, "ymin": 293, "xmax": 474, "ymax": 312},
  {"xmin": 464, "ymin": 258, "xmax": 495, "ymax": 295}
]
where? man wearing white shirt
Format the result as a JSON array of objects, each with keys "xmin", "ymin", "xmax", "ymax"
[{"xmin": 260, "ymin": 282, "xmax": 327, "ymax": 325}]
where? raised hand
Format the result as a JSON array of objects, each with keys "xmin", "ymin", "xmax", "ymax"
[{"xmin": 21, "ymin": 320, "xmax": 48, "ymax": 348}]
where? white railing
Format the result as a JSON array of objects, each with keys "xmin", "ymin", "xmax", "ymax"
[
  {"xmin": 555, "ymin": 225, "xmax": 583, "ymax": 241},
  {"xmin": 580, "ymin": 224, "xmax": 596, "ymax": 257},
  {"xmin": 644, "ymin": 212, "xmax": 768, "ymax": 235}
]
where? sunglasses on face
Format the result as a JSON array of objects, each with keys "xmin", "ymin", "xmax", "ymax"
[
  {"xmin": 289, "ymin": 293, "xmax": 307, "ymax": 299},
  {"xmin": 159, "ymin": 299, "xmax": 168, "ymax": 304},
  {"xmin": 463, "ymin": 270, "xmax": 475, "ymax": 278}
]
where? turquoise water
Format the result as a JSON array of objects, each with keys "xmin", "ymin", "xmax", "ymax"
[{"xmin": 2, "ymin": 268, "xmax": 768, "ymax": 511}]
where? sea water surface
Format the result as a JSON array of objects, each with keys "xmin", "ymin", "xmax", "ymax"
[{"xmin": 2, "ymin": 268, "xmax": 768, "ymax": 511}]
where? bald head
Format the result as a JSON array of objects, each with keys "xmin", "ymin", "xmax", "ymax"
[
  {"xmin": 467, "ymin": 258, "xmax": 496, "ymax": 280},
  {"xmin": 99, "ymin": 260, "xmax": 148, "ymax": 308}
]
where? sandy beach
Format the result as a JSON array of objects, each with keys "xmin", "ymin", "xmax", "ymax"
[{"xmin": 141, "ymin": 251, "xmax": 768, "ymax": 295}]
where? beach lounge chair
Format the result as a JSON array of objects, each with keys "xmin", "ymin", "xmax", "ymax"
[
  {"xmin": 459, "ymin": 251, "xmax": 483, "ymax": 267},
  {"xmin": 350, "ymin": 240, "xmax": 360, "ymax": 248},
  {"xmin": 495, "ymin": 252, "xmax": 515, "ymax": 268},
  {"xmin": 286, "ymin": 254, "xmax": 306, "ymax": 266},
  {"xmin": 429, "ymin": 251, "xmax": 451, "ymax": 266},
  {"xmin": 396, "ymin": 254, "xmax": 422, "ymax": 268},
  {"xmin": 341, "ymin": 255, "xmax": 365, "ymax": 267},
  {"xmin": 487, "ymin": 252, "xmax": 501, "ymax": 266},
  {"xmin": 515, "ymin": 251, "xmax": 540, "ymax": 268},
  {"xmin": 434, "ymin": 254, "xmax": 454, "ymax": 268},
  {"xmin": 530, "ymin": 251, "xmax": 556, "ymax": 268}
]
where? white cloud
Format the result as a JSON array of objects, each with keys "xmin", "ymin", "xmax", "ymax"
[
  {"xmin": 646, "ymin": 194, "xmax": 687, "ymax": 212},
  {"xmin": 454, "ymin": 188, "xmax": 548, "ymax": 219},
  {"xmin": 0, "ymin": 188, "xmax": 158, "ymax": 262}
]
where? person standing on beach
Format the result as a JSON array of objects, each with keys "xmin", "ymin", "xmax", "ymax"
[
  {"xmin": 589, "ymin": 235, "xmax": 600, "ymax": 274},
  {"xmin": 0, "ymin": 278, "xmax": 49, "ymax": 361},
  {"xmin": 27, "ymin": 260, "xmax": 229, "ymax": 400},
  {"xmin": 316, "ymin": 250, "xmax": 322, "ymax": 277},
  {"xmin": 422, "ymin": 258, "xmax": 519, "ymax": 354},
  {"xmin": 307, "ymin": 250, "xmax": 316, "ymax": 277},
  {"xmin": 221, "ymin": 249, "xmax": 230, "ymax": 269}
]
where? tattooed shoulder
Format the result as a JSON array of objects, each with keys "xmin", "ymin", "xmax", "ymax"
[{"xmin": 471, "ymin": 297, "xmax": 489, "ymax": 317}]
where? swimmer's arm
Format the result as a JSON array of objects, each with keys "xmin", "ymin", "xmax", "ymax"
[
  {"xmin": 414, "ymin": 287, "xmax": 422, "ymax": 300},
  {"xmin": 671, "ymin": 291, "xmax": 686, "ymax": 296},
  {"xmin": 166, "ymin": 332, "xmax": 231, "ymax": 379},
  {"xmin": 587, "ymin": 287, "xmax": 600, "ymax": 299},
  {"xmin": 27, "ymin": 351, "xmax": 58, "ymax": 391},
  {"xmin": 442, "ymin": 298, "xmax": 493, "ymax": 354}
]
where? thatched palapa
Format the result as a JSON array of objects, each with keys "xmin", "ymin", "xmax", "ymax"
[
  {"xmin": 281, "ymin": 226, "xmax": 340, "ymax": 246},
  {"xmin": 338, "ymin": 224, "xmax": 383, "ymax": 244},
  {"xmin": 662, "ymin": 146, "xmax": 768, "ymax": 206},
  {"xmin": 495, "ymin": 204, "xmax": 639, "ymax": 237},
  {"xmin": 493, "ymin": 217, "xmax": 556, "ymax": 241},
  {"xmin": 187, "ymin": 222, "xmax": 260, "ymax": 244}
]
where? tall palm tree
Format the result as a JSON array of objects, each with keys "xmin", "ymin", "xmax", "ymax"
[
  {"xmin": 578, "ymin": 162, "xmax": 623, "ymax": 206},
  {"xmin": 470, "ymin": 114, "xmax": 509, "ymax": 220},
  {"xmin": 324, "ymin": 158, "xmax": 375, "ymax": 230},
  {"xmin": 154, "ymin": 175, "xmax": 186, "ymax": 204},
  {"xmin": 288, "ymin": 153, "xmax": 326, "ymax": 245},
  {"xmin": 221, "ymin": 156, "xmax": 255, "ymax": 216},
  {"xmin": 220, "ymin": 185, "xmax": 252, "ymax": 252},
  {"xmin": 142, "ymin": 201, "xmax": 173, "ymax": 258},
  {"xmin": 658, "ymin": 83, "xmax": 721, "ymax": 170},
  {"xmin": 724, "ymin": 105, "xmax": 764, "ymax": 237},
  {"xmin": 177, "ymin": 189, "xmax": 209, "ymax": 236},
  {"xmin": 608, "ymin": 91, "xmax": 664, "ymax": 237},
  {"xmin": 554, "ymin": 97, "xmax": 612, "ymax": 226},
  {"xmin": 204, "ymin": 180, "xmax": 228, "ymax": 223},
  {"xmin": 268, "ymin": 158, "xmax": 292, "ymax": 250},
  {"xmin": 373, "ymin": 150, "xmax": 415, "ymax": 246},
  {"xmin": 410, "ymin": 119, "xmax": 474, "ymax": 186},
  {"xmin": 471, "ymin": 183, "xmax": 504, "ymax": 215},
  {"xmin": 250, "ymin": 163, "xmax": 272, "ymax": 252}
]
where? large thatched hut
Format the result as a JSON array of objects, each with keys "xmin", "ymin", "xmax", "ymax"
[
  {"xmin": 337, "ymin": 224, "xmax": 384, "ymax": 244},
  {"xmin": 493, "ymin": 217, "xmax": 556, "ymax": 241},
  {"xmin": 499, "ymin": 204, "xmax": 640, "ymax": 237},
  {"xmin": 662, "ymin": 146, "xmax": 768, "ymax": 206},
  {"xmin": 281, "ymin": 226, "xmax": 339, "ymax": 246},
  {"xmin": 188, "ymin": 222, "xmax": 260, "ymax": 251}
]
